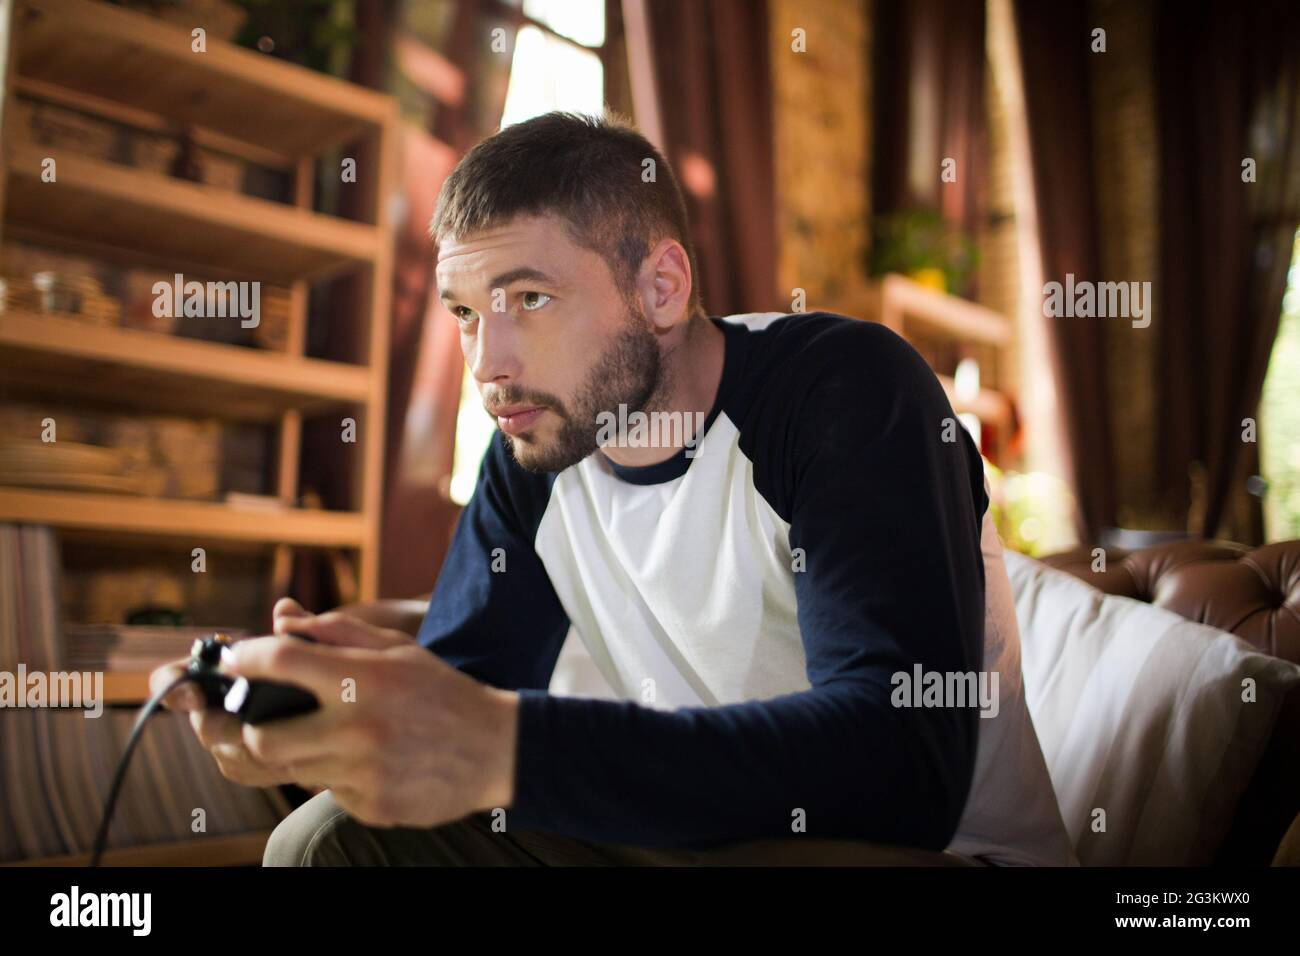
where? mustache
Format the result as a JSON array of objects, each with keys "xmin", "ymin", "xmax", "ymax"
[{"xmin": 483, "ymin": 387, "xmax": 567, "ymax": 418}]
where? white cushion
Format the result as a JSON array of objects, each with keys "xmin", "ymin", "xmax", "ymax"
[{"xmin": 1005, "ymin": 551, "xmax": 1300, "ymax": 865}]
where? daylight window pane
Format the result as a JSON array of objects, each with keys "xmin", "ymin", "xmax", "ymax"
[
  {"xmin": 523, "ymin": 0, "xmax": 606, "ymax": 48},
  {"xmin": 450, "ymin": 361, "xmax": 495, "ymax": 507},
  {"xmin": 1261, "ymin": 228, "xmax": 1300, "ymax": 540},
  {"xmin": 500, "ymin": 25, "xmax": 604, "ymax": 128}
]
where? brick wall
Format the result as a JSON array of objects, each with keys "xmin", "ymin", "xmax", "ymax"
[{"xmin": 769, "ymin": 0, "xmax": 872, "ymax": 316}]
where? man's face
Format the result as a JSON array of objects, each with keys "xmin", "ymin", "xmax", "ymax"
[{"xmin": 436, "ymin": 213, "xmax": 663, "ymax": 473}]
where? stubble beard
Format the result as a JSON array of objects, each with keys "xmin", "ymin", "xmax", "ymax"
[{"xmin": 500, "ymin": 304, "xmax": 668, "ymax": 474}]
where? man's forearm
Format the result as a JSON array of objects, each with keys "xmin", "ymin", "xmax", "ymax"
[{"xmin": 505, "ymin": 680, "xmax": 976, "ymax": 850}]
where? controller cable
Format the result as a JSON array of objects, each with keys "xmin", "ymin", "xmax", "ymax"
[{"xmin": 89, "ymin": 672, "xmax": 191, "ymax": 868}]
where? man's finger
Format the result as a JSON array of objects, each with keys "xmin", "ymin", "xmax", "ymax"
[
  {"xmin": 167, "ymin": 682, "xmax": 205, "ymax": 712},
  {"xmin": 150, "ymin": 661, "xmax": 203, "ymax": 712},
  {"xmin": 190, "ymin": 708, "xmax": 243, "ymax": 748},
  {"xmin": 222, "ymin": 635, "xmax": 374, "ymax": 700},
  {"xmin": 211, "ymin": 746, "xmax": 294, "ymax": 788},
  {"xmin": 271, "ymin": 611, "xmax": 412, "ymax": 651},
  {"xmin": 239, "ymin": 707, "xmax": 349, "ymax": 766},
  {"xmin": 273, "ymin": 613, "xmax": 307, "ymax": 638}
]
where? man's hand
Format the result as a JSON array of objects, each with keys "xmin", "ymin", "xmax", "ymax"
[
  {"xmin": 222, "ymin": 602, "xmax": 519, "ymax": 828},
  {"xmin": 149, "ymin": 598, "xmax": 520, "ymax": 826},
  {"xmin": 149, "ymin": 598, "xmax": 328, "ymax": 788}
]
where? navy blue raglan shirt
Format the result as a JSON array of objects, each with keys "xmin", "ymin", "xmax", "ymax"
[{"xmin": 417, "ymin": 311, "xmax": 992, "ymax": 852}]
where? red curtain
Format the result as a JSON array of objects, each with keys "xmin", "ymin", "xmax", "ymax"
[
  {"xmin": 872, "ymin": 0, "xmax": 988, "ymax": 246},
  {"xmin": 643, "ymin": 0, "xmax": 779, "ymax": 316},
  {"xmin": 1013, "ymin": 0, "xmax": 1117, "ymax": 541},
  {"xmin": 1154, "ymin": 0, "xmax": 1300, "ymax": 541}
]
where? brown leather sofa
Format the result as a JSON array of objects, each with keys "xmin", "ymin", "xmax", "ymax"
[{"xmin": 1041, "ymin": 539, "xmax": 1300, "ymax": 865}]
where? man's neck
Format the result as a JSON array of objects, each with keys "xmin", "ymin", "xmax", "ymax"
[{"xmin": 598, "ymin": 315, "xmax": 726, "ymax": 469}]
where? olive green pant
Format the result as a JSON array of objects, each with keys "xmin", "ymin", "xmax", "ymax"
[{"xmin": 262, "ymin": 790, "xmax": 985, "ymax": 866}]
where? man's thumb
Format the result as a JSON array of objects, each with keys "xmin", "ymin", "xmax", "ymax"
[{"xmin": 273, "ymin": 597, "xmax": 307, "ymax": 623}]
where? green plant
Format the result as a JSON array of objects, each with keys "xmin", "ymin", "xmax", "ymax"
[
  {"xmin": 870, "ymin": 210, "xmax": 979, "ymax": 295},
  {"xmin": 232, "ymin": 0, "xmax": 360, "ymax": 77},
  {"xmin": 984, "ymin": 458, "xmax": 1079, "ymax": 557}
]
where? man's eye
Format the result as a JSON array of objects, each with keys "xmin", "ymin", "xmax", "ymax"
[
  {"xmin": 521, "ymin": 292, "xmax": 551, "ymax": 311},
  {"xmin": 453, "ymin": 306, "xmax": 477, "ymax": 323}
]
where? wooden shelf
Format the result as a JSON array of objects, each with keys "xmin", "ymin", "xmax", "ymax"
[
  {"xmin": 872, "ymin": 273, "xmax": 1012, "ymax": 345},
  {"xmin": 4, "ymin": 144, "xmax": 379, "ymax": 282},
  {"xmin": 0, "ymin": 310, "xmax": 371, "ymax": 421},
  {"xmin": 102, "ymin": 671, "xmax": 154, "ymax": 704},
  {"xmin": 12, "ymin": 0, "xmax": 393, "ymax": 158},
  {"xmin": 5, "ymin": 829, "xmax": 274, "ymax": 867},
  {"xmin": 0, "ymin": 488, "xmax": 366, "ymax": 548},
  {"xmin": 937, "ymin": 374, "xmax": 1013, "ymax": 428}
]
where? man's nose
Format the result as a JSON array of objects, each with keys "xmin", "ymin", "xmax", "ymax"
[{"xmin": 469, "ymin": 313, "xmax": 521, "ymax": 384}]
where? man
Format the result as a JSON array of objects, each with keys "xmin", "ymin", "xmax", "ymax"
[{"xmin": 153, "ymin": 112, "xmax": 1075, "ymax": 866}]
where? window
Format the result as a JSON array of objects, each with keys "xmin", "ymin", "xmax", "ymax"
[
  {"xmin": 449, "ymin": 0, "xmax": 608, "ymax": 505},
  {"xmin": 1260, "ymin": 227, "xmax": 1300, "ymax": 539}
]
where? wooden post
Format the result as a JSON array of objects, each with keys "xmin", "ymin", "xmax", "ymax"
[
  {"xmin": 356, "ymin": 107, "xmax": 397, "ymax": 601},
  {"xmin": 270, "ymin": 157, "xmax": 315, "ymax": 605}
]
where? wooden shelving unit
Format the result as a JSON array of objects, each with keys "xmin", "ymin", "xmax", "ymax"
[
  {"xmin": 0, "ymin": 0, "xmax": 401, "ymax": 866},
  {"xmin": 0, "ymin": 0, "xmax": 397, "ymax": 597}
]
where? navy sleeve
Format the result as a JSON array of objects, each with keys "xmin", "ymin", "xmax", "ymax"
[
  {"xmin": 506, "ymin": 321, "xmax": 986, "ymax": 850},
  {"xmin": 416, "ymin": 430, "xmax": 571, "ymax": 692}
]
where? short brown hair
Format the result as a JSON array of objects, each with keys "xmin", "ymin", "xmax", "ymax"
[{"xmin": 430, "ymin": 111, "xmax": 703, "ymax": 316}]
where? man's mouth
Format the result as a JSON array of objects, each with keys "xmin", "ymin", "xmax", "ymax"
[{"xmin": 494, "ymin": 405, "xmax": 546, "ymax": 436}]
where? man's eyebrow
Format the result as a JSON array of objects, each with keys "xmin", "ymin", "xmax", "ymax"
[
  {"xmin": 488, "ymin": 267, "xmax": 558, "ymax": 289},
  {"xmin": 438, "ymin": 267, "xmax": 557, "ymax": 303}
]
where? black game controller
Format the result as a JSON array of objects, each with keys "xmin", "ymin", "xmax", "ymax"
[{"xmin": 188, "ymin": 633, "xmax": 320, "ymax": 725}]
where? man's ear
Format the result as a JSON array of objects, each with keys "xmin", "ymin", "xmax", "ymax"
[{"xmin": 637, "ymin": 238, "xmax": 694, "ymax": 333}]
